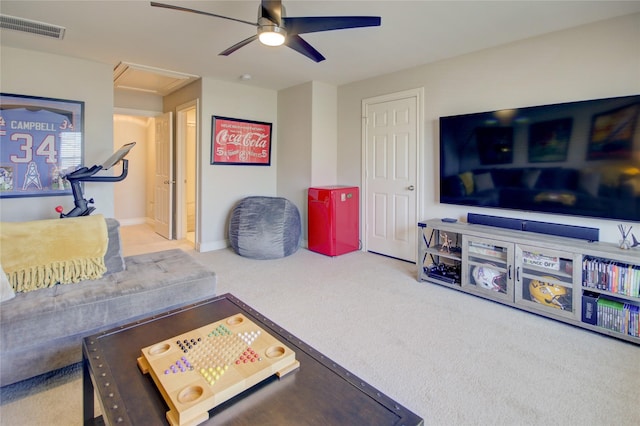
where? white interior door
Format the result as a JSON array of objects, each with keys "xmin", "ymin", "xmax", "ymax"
[
  {"xmin": 362, "ymin": 89, "xmax": 421, "ymax": 262},
  {"xmin": 154, "ymin": 111, "xmax": 173, "ymax": 239},
  {"xmin": 175, "ymin": 101, "xmax": 198, "ymax": 245}
]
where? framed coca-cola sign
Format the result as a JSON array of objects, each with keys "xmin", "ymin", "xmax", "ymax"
[{"xmin": 211, "ymin": 116, "xmax": 272, "ymax": 165}]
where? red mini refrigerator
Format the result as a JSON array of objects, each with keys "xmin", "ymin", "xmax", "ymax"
[{"xmin": 308, "ymin": 186, "xmax": 359, "ymax": 256}]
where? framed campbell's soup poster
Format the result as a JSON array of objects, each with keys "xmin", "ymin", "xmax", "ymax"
[
  {"xmin": 0, "ymin": 93, "xmax": 84, "ymax": 198},
  {"xmin": 211, "ymin": 116, "xmax": 272, "ymax": 166}
]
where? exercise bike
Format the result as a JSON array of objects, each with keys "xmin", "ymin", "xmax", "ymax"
[{"xmin": 56, "ymin": 142, "xmax": 136, "ymax": 218}]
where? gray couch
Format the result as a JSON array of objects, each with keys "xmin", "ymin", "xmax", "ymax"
[{"xmin": 0, "ymin": 219, "xmax": 216, "ymax": 386}]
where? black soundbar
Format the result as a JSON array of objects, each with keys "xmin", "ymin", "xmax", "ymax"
[{"xmin": 467, "ymin": 213, "xmax": 599, "ymax": 242}]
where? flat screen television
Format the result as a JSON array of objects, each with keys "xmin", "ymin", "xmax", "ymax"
[{"xmin": 439, "ymin": 94, "xmax": 640, "ymax": 222}]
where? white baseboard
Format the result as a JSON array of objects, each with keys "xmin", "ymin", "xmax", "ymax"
[
  {"xmin": 117, "ymin": 217, "xmax": 148, "ymax": 226},
  {"xmin": 197, "ymin": 239, "xmax": 228, "ymax": 253}
]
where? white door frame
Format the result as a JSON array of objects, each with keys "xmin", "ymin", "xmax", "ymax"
[
  {"xmin": 361, "ymin": 87, "xmax": 423, "ymax": 261},
  {"xmin": 175, "ymin": 99, "xmax": 200, "ymax": 248}
]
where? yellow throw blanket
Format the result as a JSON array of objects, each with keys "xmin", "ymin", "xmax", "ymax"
[{"xmin": 0, "ymin": 214, "xmax": 108, "ymax": 292}]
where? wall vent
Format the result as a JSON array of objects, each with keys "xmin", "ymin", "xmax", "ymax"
[{"xmin": 0, "ymin": 14, "xmax": 65, "ymax": 39}]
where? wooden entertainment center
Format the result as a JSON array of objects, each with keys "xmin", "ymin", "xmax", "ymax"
[{"xmin": 418, "ymin": 218, "xmax": 639, "ymax": 344}]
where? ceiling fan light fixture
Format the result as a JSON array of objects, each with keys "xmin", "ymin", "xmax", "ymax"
[
  {"xmin": 258, "ymin": 25, "xmax": 286, "ymax": 46},
  {"xmin": 151, "ymin": 1, "xmax": 381, "ymax": 62}
]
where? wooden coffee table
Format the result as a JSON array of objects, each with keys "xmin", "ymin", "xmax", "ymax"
[{"xmin": 83, "ymin": 293, "xmax": 423, "ymax": 425}]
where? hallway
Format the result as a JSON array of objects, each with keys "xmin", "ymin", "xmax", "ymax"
[{"xmin": 119, "ymin": 223, "xmax": 194, "ymax": 256}]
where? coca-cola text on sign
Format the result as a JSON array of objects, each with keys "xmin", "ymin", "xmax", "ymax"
[{"xmin": 211, "ymin": 116, "xmax": 272, "ymax": 165}]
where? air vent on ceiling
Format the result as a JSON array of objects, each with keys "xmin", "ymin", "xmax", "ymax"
[{"xmin": 0, "ymin": 14, "xmax": 65, "ymax": 39}]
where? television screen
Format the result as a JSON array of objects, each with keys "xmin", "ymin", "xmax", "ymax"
[{"xmin": 439, "ymin": 95, "xmax": 640, "ymax": 222}]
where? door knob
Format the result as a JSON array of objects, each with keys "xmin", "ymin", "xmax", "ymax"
[{"xmin": 408, "ymin": 185, "xmax": 415, "ymax": 191}]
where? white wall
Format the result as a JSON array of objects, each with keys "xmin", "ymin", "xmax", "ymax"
[
  {"xmin": 278, "ymin": 82, "xmax": 313, "ymax": 235},
  {"xmin": 4, "ymin": 13, "xmax": 638, "ymax": 248},
  {"xmin": 114, "ymin": 89, "xmax": 163, "ymax": 113},
  {"xmin": 113, "ymin": 91, "xmax": 162, "ymax": 224},
  {"xmin": 113, "ymin": 115, "xmax": 149, "ymax": 224},
  {"xmin": 311, "ymin": 81, "xmax": 338, "ymax": 186},
  {"xmin": 0, "ymin": 48, "xmax": 277, "ymax": 254},
  {"xmin": 168, "ymin": 78, "xmax": 278, "ymax": 251},
  {"xmin": 278, "ymin": 81, "xmax": 339, "ymax": 241},
  {"xmin": 145, "ymin": 120, "xmax": 156, "ymax": 221},
  {"xmin": 338, "ymin": 13, "xmax": 640, "ymax": 244},
  {"xmin": 0, "ymin": 47, "xmax": 114, "ymax": 221}
]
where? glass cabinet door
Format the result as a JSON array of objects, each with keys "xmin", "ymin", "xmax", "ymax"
[
  {"xmin": 515, "ymin": 245, "xmax": 578, "ymax": 319},
  {"xmin": 462, "ymin": 236, "xmax": 514, "ymax": 302}
]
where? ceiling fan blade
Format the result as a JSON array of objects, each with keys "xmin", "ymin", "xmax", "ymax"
[
  {"xmin": 285, "ymin": 35, "xmax": 325, "ymax": 63},
  {"xmin": 219, "ymin": 34, "xmax": 259, "ymax": 56},
  {"xmin": 283, "ymin": 16, "xmax": 381, "ymax": 35},
  {"xmin": 261, "ymin": 0, "xmax": 282, "ymax": 25},
  {"xmin": 150, "ymin": 1, "xmax": 257, "ymax": 27}
]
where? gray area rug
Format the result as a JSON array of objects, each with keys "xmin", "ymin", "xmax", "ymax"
[{"xmin": 1, "ymin": 247, "xmax": 639, "ymax": 425}]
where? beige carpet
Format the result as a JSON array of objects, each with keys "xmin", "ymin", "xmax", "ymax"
[{"xmin": 1, "ymin": 243, "xmax": 639, "ymax": 425}]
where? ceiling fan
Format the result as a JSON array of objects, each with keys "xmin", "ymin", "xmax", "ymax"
[{"xmin": 150, "ymin": 0, "xmax": 381, "ymax": 62}]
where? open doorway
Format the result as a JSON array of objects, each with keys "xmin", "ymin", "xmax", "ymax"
[
  {"xmin": 114, "ymin": 104, "xmax": 199, "ymax": 250},
  {"xmin": 113, "ymin": 113, "xmax": 153, "ymax": 226}
]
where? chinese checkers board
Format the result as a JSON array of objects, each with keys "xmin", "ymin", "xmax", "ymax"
[{"xmin": 137, "ymin": 313, "xmax": 300, "ymax": 426}]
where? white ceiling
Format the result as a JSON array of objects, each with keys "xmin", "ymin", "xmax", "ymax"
[{"xmin": 2, "ymin": 1, "xmax": 640, "ymax": 92}]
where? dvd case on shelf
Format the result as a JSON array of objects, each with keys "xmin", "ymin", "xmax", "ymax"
[{"xmin": 582, "ymin": 257, "xmax": 640, "ymax": 297}]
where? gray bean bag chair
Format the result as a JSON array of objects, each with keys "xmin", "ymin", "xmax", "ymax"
[{"xmin": 229, "ymin": 196, "xmax": 301, "ymax": 259}]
